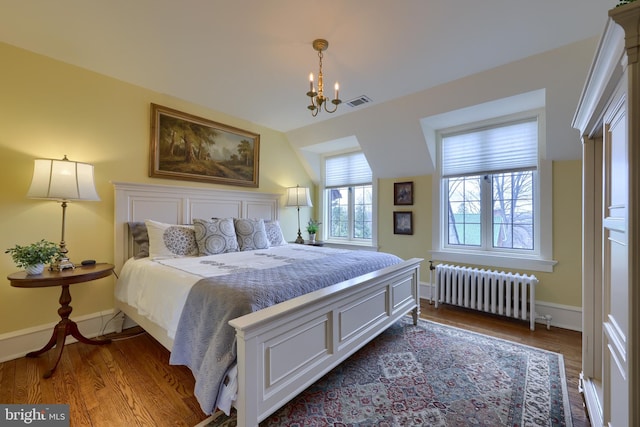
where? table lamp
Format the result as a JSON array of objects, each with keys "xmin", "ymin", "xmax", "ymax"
[
  {"xmin": 27, "ymin": 155, "xmax": 100, "ymax": 270},
  {"xmin": 285, "ymin": 185, "xmax": 312, "ymax": 244}
]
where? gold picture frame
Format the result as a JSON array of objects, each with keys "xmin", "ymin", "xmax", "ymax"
[{"xmin": 149, "ymin": 103, "xmax": 260, "ymax": 187}]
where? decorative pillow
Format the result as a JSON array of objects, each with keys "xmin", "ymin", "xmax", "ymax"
[
  {"xmin": 144, "ymin": 219, "xmax": 199, "ymax": 258},
  {"xmin": 264, "ymin": 219, "xmax": 287, "ymax": 246},
  {"xmin": 128, "ymin": 221, "xmax": 149, "ymax": 258},
  {"xmin": 234, "ymin": 218, "xmax": 270, "ymax": 251},
  {"xmin": 193, "ymin": 218, "xmax": 239, "ymax": 255}
]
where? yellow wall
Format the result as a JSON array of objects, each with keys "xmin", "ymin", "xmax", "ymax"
[
  {"xmin": 0, "ymin": 42, "xmax": 312, "ymax": 334},
  {"xmin": 0, "ymin": 40, "xmax": 584, "ymax": 337},
  {"xmin": 378, "ymin": 175, "xmax": 432, "ymax": 272},
  {"xmin": 379, "ymin": 160, "xmax": 583, "ymax": 307},
  {"xmin": 546, "ymin": 160, "xmax": 583, "ymax": 305}
]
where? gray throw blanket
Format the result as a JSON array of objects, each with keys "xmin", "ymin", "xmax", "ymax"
[{"xmin": 169, "ymin": 250, "xmax": 402, "ymax": 415}]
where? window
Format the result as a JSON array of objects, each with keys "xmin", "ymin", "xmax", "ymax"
[
  {"xmin": 324, "ymin": 152, "xmax": 373, "ymax": 243},
  {"xmin": 434, "ymin": 113, "xmax": 554, "ymax": 271}
]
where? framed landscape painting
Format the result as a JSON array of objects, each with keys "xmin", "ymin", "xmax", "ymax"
[{"xmin": 149, "ymin": 103, "xmax": 260, "ymax": 187}]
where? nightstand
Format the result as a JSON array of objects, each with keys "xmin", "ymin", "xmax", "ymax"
[
  {"xmin": 291, "ymin": 241, "xmax": 324, "ymax": 246},
  {"xmin": 8, "ymin": 263, "xmax": 115, "ymax": 378}
]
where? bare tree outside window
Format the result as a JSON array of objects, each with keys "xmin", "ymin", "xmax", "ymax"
[
  {"xmin": 492, "ymin": 171, "xmax": 534, "ymax": 250},
  {"xmin": 447, "ymin": 171, "xmax": 534, "ymax": 250}
]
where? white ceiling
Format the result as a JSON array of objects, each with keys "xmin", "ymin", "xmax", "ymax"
[{"xmin": 0, "ymin": 0, "xmax": 619, "ymax": 177}]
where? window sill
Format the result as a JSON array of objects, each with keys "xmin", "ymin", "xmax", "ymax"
[
  {"xmin": 429, "ymin": 250, "xmax": 557, "ymax": 273},
  {"xmin": 323, "ymin": 240, "xmax": 378, "ymax": 251}
]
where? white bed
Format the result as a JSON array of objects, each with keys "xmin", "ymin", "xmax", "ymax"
[{"xmin": 113, "ymin": 181, "xmax": 422, "ymax": 427}]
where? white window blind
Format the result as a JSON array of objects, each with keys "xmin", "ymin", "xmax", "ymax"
[
  {"xmin": 442, "ymin": 118, "xmax": 538, "ymax": 178},
  {"xmin": 325, "ymin": 152, "xmax": 372, "ymax": 188}
]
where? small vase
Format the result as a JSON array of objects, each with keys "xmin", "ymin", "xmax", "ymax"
[
  {"xmin": 25, "ymin": 263, "xmax": 45, "ymax": 275},
  {"xmin": 308, "ymin": 233, "xmax": 316, "ymax": 244}
]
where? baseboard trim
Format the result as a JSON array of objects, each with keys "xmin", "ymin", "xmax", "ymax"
[
  {"xmin": 0, "ymin": 309, "xmax": 120, "ymax": 363},
  {"xmin": 1, "ymin": 285, "xmax": 582, "ymax": 363},
  {"xmin": 419, "ymin": 282, "xmax": 582, "ymax": 332},
  {"xmin": 580, "ymin": 373, "xmax": 604, "ymax": 427},
  {"xmin": 533, "ymin": 300, "xmax": 582, "ymax": 332}
]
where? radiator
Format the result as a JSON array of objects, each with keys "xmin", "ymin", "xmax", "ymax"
[{"xmin": 433, "ymin": 263, "xmax": 538, "ymax": 330}]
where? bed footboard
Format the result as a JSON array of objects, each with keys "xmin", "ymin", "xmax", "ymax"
[{"xmin": 229, "ymin": 257, "xmax": 422, "ymax": 427}]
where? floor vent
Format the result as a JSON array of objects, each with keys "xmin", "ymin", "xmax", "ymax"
[{"xmin": 345, "ymin": 95, "xmax": 372, "ymax": 108}]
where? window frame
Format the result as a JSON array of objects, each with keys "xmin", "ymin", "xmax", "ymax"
[
  {"xmin": 321, "ymin": 151, "xmax": 377, "ymax": 248},
  {"xmin": 431, "ymin": 109, "xmax": 556, "ymax": 272}
]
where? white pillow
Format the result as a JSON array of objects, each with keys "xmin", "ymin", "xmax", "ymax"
[
  {"xmin": 234, "ymin": 218, "xmax": 269, "ymax": 251},
  {"xmin": 193, "ymin": 218, "xmax": 239, "ymax": 255},
  {"xmin": 144, "ymin": 219, "xmax": 199, "ymax": 258},
  {"xmin": 264, "ymin": 219, "xmax": 287, "ymax": 246}
]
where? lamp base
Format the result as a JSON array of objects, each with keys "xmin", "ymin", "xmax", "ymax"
[
  {"xmin": 294, "ymin": 232, "xmax": 305, "ymax": 244},
  {"xmin": 50, "ymin": 257, "xmax": 75, "ymax": 271}
]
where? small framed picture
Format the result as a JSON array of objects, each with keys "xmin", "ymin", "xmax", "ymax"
[
  {"xmin": 394, "ymin": 181, "xmax": 413, "ymax": 205},
  {"xmin": 393, "ymin": 211, "xmax": 413, "ymax": 235}
]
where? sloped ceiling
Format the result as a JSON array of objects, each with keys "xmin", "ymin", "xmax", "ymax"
[{"xmin": 0, "ymin": 0, "xmax": 619, "ymax": 179}]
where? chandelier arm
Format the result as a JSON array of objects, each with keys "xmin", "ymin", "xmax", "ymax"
[
  {"xmin": 324, "ymin": 100, "xmax": 341, "ymax": 113},
  {"xmin": 307, "ymin": 90, "xmax": 319, "ymax": 113}
]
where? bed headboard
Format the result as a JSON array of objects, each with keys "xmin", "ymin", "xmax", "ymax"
[{"xmin": 113, "ymin": 181, "xmax": 280, "ymax": 273}]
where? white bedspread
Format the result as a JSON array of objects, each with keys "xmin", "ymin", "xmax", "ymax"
[
  {"xmin": 114, "ymin": 244, "xmax": 351, "ymax": 340},
  {"xmin": 115, "ymin": 258, "xmax": 199, "ymax": 340}
]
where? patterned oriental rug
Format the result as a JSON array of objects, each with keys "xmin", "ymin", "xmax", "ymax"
[{"xmin": 199, "ymin": 317, "xmax": 572, "ymax": 427}]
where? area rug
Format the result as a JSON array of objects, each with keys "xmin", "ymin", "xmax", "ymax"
[{"xmin": 197, "ymin": 317, "xmax": 572, "ymax": 427}]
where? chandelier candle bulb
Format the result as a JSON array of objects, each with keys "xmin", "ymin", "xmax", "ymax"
[{"xmin": 335, "ymin": 82, "xmax": 339, "ymax": 99}]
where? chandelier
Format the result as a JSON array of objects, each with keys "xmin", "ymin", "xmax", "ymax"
[{"xmin": 307, "ymin": 39, "xmax": 342, "ymax": 116}]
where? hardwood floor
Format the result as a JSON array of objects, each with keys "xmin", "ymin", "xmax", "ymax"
[{"xmin": 0, "ymin": 302, "xmax": 589, "ymax": 426}]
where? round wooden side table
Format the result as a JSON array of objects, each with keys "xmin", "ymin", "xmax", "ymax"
[{"xmin": 8, "ymin": 263, "xmax": 115, "ymax": 378}]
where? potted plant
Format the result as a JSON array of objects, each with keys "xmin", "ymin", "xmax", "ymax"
[
  {"xmin": 5, "ymin": 239, "xmax": 60, "ymax": 275},
  {"xmin": 306, "ymin": 219, "xmax": 321, "ymax": 243}
]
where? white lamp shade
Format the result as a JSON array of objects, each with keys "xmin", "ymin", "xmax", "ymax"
[
  {"xmin": 27, "ymin": 158, "xmax": 100, "ymax": 201},
  {"xmin": 285, "ymin": 186, "xmax": 312, "ymax": 208}
]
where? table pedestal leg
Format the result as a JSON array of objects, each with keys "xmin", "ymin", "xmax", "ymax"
[{"xmin": 26, "ymin": 284, "xmax": 111, "ymax": 378}]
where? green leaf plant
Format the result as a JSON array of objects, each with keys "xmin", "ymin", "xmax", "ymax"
[
  {"xmin": 5, "ymin": 239, "xmax": 61, "ymax": 269},
  {"xmin": 306, "ymin": 219, "xmax": 321, "ymax": 234}
]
